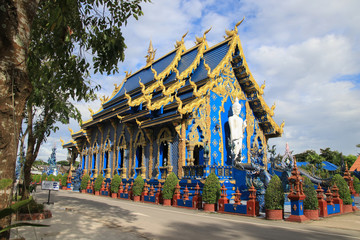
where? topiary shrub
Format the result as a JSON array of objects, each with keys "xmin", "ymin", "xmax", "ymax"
[
  {"xmin": 41, "ymin": 173, "xmax": 48, "ymax": 181},
  {"xmin": 265, "ymin": 175, "xmax": 284, "ymax": 210},
  {"xmin": 48, "ymin": 174, "xmax": 55, "ymax": 181},
  {"xmin": 132, "ymin": 175, "xmax": 144, "ymax": 196},
  {"xmin": 353, "ymin": 176, "xmax": 360, "ymax": 194},
  {"xmin": 111, "ymin": 174, "xmax": 122, "ymax": 193},
  {"xmin": 94, "ymin": 175, "xmax": 104, "ymax": 192},
  {"xmin": 162, "ymin": 172, "xmax": 179, "ymax": 199},
  {"xmin": 303, "ymin": 176, "xmax": 319, "ymax": 210},
  {"xmin": 332, "ymin": 174, "xmax": 352, "ymax": 205},
  {"xmin": 81, "ymin": 174, "xmax": 90, "ymax": 190},
  {"xmin": 202, "ymin": 173, "xmax": 221, "ymax": 204},
  {"xmin": 61, "ymin": 173, "xmax": 68, "ymax": 186}
]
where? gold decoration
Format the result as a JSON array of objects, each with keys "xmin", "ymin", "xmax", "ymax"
[
  {"xmin": 246, "ymin": 102, "xmax": 255, "ymax": 163},
  {"xmin": 145, "ymin": 40, "xmax": 156, "ymax": 67},
  {"xmin": 88, "ymin": 107, "xmax": 94, "ymax": 116},
  {"xmin": 259, "ymin": 80, "xmax": 266, "ymax": 95},
  {"xmin": 68, "ymin": 127, "xmax": 74, "ymax": 135},
  {"xmin": 175, "ymin": 31, "xmax": 188, "ymax": 49},
  {"xmin": 135, "ymin": 118, "xmax": 143, "ymax": 128},
  {"xmin": 225, "ymin": 17, "xmax": 245, "ymax": 38},
  {"xmin": 146, "ymin": 96, "xmax": 174, "ymax": 111},
  {"xmin": 176, "ymin": 95, "xmax": 206, "ymax": 115},
  {"xmin": 195, "ymin": 27, "xmax": 212, "ymax": 45},
  {"xmin": 100, "ymin": 95, "xmax": 109, "ymax": 105},
  {"xmin": 60, "ymin": 138, "xmax": 65, "ymax": 146},
  {"xmin": 270, "ymin": 102, "xmax": 276, "ymax": 117},
  {"xmin": 117, "ymin": 115, "xmax": 124, "ymax": 122},
  {"xmin": 280, "ymin": 121, "xmax": 285, "ymax": 135}
]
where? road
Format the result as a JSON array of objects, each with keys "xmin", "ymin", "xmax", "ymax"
[{"xmin": 11, "ymin": 189, "xmax": 360, "ymax": 240}]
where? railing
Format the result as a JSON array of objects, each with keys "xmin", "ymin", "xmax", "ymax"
[
  {"xmin": 183, "ymin": 165, "xmax": 206, "ymax": 179},
  {"xmin": 209, "ymin": 166, "xmax": 232, "ymax": 179}
]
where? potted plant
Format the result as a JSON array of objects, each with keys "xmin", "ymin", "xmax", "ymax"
[
  {"xmin": 162, "ymin": 172, "xmax": 178, "ymax": 206},
  {"xmin": 132, "ymin": 175, "xmax": 144, "ymax": 202},
  {"xmin": 303, "ymin": 176, "xmax": 319, "ymax": 220},
  {"xmin": 80, "ymin": 174, "xmax": 90, "ymax": 193},
  {"xmin": 353, "ymin": 176, "xmax": 360, "ymax": 197},
  {"xmin": 110, "ymin": 174, "xmax": 121, "ymax": 198},
  {"xmin": 202, "ymin": 173, "xmax": 221, "ymax": 212},
  {"xmin": 332, "ymin": 174, "xmax": 353, "ymax": 213},
  {"xmin": 94, "ymin": 175, "xmax": 104, "ymax": 196},
  {"xmin": 265, "ymin": 175, "xmax": 284, "ymax": 220},
  {"xmin": 61, "ymin": 173, "xmax": 68, "ymax": 190}
]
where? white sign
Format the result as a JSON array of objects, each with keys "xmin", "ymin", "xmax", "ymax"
[{"xmin": 41, "ymin": 181, "xmax": 60, "ymax": 191}]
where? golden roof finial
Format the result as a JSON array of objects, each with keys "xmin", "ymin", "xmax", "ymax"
[
  {"xmin": 88, "ymin": 107, "xmax": 94, "ymax": 116},
  {"xmin": 259, "ymin": 80, "xmax": 266, "ymax": 95},
  {"xmin": 225, "ymin": 17, "xmax": 245, "ymax": 38},
  {"xmin": 68, "ymin": 127, "xmax": 74, "ymax": 135},
  {"xmin": 60, "ymin": 138, "xmax": 65, "ymax": 146},
  {"xmin": 175, "ymin": 31, "xmax": 188, "ymax": 48},
  {"xmin": 195, "ymin": 27, "xmax": 212, "ymax": 45},
  {"xmin": 145, "ymin": 40, "xmax": 156, "ymax": 67},
  {"xmin": 280, "ymin": 120, "xmax": 285, "ymax": 135}
]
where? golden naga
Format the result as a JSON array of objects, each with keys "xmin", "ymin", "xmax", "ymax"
[
  {"xmin": 145, "ymin": 40, "xmax": 156, "ymax": 67},
  {"xmin": 139, "ymin": 78, "xmax": 146, "ymax": 94},
  {"xmin": 195, "ymin": 27, "xmax": 212, "ymax": 45},
  {"xmin": 175, "ymin": 31, "xmax": 188, "ymax": 49},
  {"xmin": 125, "ymin": 70, "xmax": 132, "ymax": 79},
  {"xmin": 259, "ymin": 80, "xmax": 266, "ymax": 95},
  {"xmin": 100, "ymin": 95, "xmax": 109, "ymax": 104},
  {"xmin": 135, "ymin": 118, "xmax": 143, "ymax": 128},
  {"xmin": 279, "ymin": 121, "xmax": 285, "ymax": 135},
  {"xmin": 68, "ymin": 127, "xmax": 74, "ymax": 135},
  {"xmin": 174, "ymin": 94, "xmax": 183, "ymax": 111},
  {"xmin": 225, "ymin": 17, "xmax": 245, "ymax": 38},
  {"xmin": 60, "ymin": 138, "xmax": 65, "ymax": 146},
  {"xmin": 269, "ymin": 102, "xmax": 276, "ymax": 117},
  {"xmin": 124, "ymin": 90, "xmax": 132, "ymax": 105},
  {"xmin": 88, "ymin": 107, "xmax": 94, "ymax": 116}
]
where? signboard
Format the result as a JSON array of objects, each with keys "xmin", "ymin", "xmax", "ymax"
[{"xmin": 41, "ymin": 181, "xmax": 59, "ymax": 191}]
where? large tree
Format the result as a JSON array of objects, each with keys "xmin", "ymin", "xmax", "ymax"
[{"xmin": 0, "ymin": 0, "xmax": 148, "ymax": 237}]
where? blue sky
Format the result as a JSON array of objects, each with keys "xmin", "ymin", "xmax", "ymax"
[{"xmin": 37, "ymin": 0, "xmax": 360, "ymax": 161}]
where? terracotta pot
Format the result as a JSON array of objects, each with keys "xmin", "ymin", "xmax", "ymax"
[
  {"xmin": 111, "ymin": 193, "xmax": 118, "ymax": 198},
  {"xmin": 95, "ymin": 191, "xmax": 100, "ymax": 196},
  {"xmin": 81, "ymin": 189, "xmax": 86, "ymax": 194},
  {"xmin": 163, "ymin": 199, "xmax": 172, "ymax": 206},
  {"xmin": 203, "ymin": 203, "xmax": 215, "ymax": 212},
  {"xmin": 304, "ymin": 209, "xmax": 319, "ymax": 220},
  {"xmin": 62, "ymin": 186, "xmax": 67, "ymax": 190},
  {"xmin": 133, "ymin": 195, "xmax": 140, "ymax": 202},
  {"xmin": 266, "ymin": 209, "xmax": 283, "ymax": 220},
  {"xmin": 343, "ymin": 204, "xmax": 353, "ymax": 213}
]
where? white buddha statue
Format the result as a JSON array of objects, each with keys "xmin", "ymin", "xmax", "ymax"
[{"xmin": 229, "ymin": 98, "xmax": 247, "ymax": 162}]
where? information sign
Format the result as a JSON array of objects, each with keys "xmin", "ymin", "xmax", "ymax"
[{"xmin": 41, "ymin": 181, "xmax": 59, "ymax": 191}]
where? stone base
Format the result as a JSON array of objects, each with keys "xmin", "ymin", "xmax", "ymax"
[
  {"xmin": 343, "ymin": 204, "xmax": 353, "ymax": 213},
  {"xmin": 203, "ymin": 203, "xmax": 215, "ymax": 212},
  {"xmin": 286, "ymin": 214, "xmax": 309, "ymax": 222},
  {"xmin": 266, "ymin": 209, "xmax": 283, "ymax": 220},
  {"xmin": 163, "ymin": 199, "xmax": 172, "ymax": 206}
]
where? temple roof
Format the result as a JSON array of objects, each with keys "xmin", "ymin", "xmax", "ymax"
[
  {"xmin": 78, "ymin": 22, "xmax": 283, "ymax": 139},
  {"xmin": 350, "ymin": 155, "xmax": 360, "ymax": 172}
]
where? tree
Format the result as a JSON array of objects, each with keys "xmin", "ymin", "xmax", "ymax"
[
  {"xmin": 294, "ymin": 150, "xmax": 317, "ymax": 162},
  {"xmin": 319, "ymin": 148, "xmax": 342, "ymax": 166},
  {"xmin": 1, "ymin": 1, "xmax": 148, "ymax": 236}
]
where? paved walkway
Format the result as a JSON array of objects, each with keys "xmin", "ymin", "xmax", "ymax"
[{"xmin": 10, "ymin": 189, "xmax": 360, "ymax": 240}]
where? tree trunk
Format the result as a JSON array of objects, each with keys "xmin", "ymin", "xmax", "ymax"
[{"xmin": 0, "ymin": 1, "xmax": 38, "ymax": 238}]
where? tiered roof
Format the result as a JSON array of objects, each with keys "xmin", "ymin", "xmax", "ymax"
[{"xmin": 65, "ymin": 21, "xmax": 284, "ymax": 145}]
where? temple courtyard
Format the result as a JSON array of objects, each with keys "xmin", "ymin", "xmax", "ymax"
[{"xmin": 10, "ymin": 188, "xmax": 360, "ymax": 240}]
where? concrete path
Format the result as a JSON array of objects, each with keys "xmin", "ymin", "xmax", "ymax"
[{"xmin": 10, "ymin": 189, "xmax": 360, "ymax": 240}]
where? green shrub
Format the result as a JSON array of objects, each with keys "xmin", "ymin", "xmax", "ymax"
[
  {"xmin": 41, "ymin": 173, "xmax": 48, "ymax": 181},
  {"xmin": 132, "ymin": 175, "xmax": 144, "ymax": 196},
  {"xmin": 111, "ymin": 174, "xmax": 122, "ymax": 193},
  {"xmin": 332, "ymin": 174, "xmax": 352, "ymax": 205},
  {"xmin": 354, "ymin": 176, "xmax": 360, "ymax": 194},
  {"xmin": 202, "ymin": 173, "xmax": 221, "ymax": 204},
  {"xmin": 81, "ymin": 174, "xmax": 90, "ymax": 190},
  {"xmin": 48, "ymin": 174, "xmax": 55, "ymax": 181},
  {"xmin": 162, "ymin": 172, "xmax": 179, "ymax": 199},
  {"xmin": 303, "ymin": 176, "xmax": 319, "ymax": 210},
  {"xmin": 94, "ymin": 175, "xmax": 104, "ymax": 192},
  {"xmin": 61, "ymin": 173, "xmax": 68, "ymax": 186},
  {"xmin": 265, "ymin": 175, "xmax": 284, "ymax": 210}
]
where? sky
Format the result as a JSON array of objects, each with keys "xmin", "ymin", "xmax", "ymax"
[{"xmin": 37, "ymin": 0, "xmax": 360, "ymax": 162}]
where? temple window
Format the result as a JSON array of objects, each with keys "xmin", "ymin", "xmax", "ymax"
[{"xmin": 193, "ymin": 145, "xmax": 204, "ymax": 166}]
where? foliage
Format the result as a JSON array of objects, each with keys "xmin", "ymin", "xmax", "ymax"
[
  {"xmin": 17, "ymin": 199, "xmax": 45, "ymax": 214},
  {"xmin": 61, "ymin": 173, "xmax": 68, "ymax": 187},
  {"xmin": 354, "ymin": 176, "xmax": 360, "ymax": 194},
  {"xmin": 0, "ymin": 197, "xmax": 48, "ymax": 233},
  {"xmin": 303, "ymin": 176, "xmax": 319, "ymax": 210},
  {"xmin": 57, "ymin": 161, "xmax": 70, "ymax": 166},
  {"xmin": 162, "ymin": 172, "xmax": 179, "ymax": 199},
  {"xmin": 41, "ymin": 173, "xmax": 48, "ymax": 181},
  {"xmin": 132, "ymin": 175, "xmax": 144, "ymax": 196},
  {"xmin": 94, "ymin": 175, "xmax": 104, "ymax": 192},
  {"xmin": 80, "ymin": 174, "xmax": 90, "ymax": 190},
  {"xmin": 332, "ymin": 174, "xmax": 352, "ymax": 205},
  {"xmin": 265, "ymin": 175, "xmax": 284, "ymax": 210},
  {"xmin": 20, "ymin": 0, "xmax": 150, "ymax": 200},
  {"xmin": 0, "ymin": 179, "xmax": 13, "ymax": 190},
  {"xmin": 48, "ymin": 174, "xmax": 55, "ymax": 181},
  {"xmin": 202, "ymin": 173, "xmax": 221, "ymax": 204},
  {"xmin": 111, "ymin": 174, "xmax": 122, "ymax": 193}
]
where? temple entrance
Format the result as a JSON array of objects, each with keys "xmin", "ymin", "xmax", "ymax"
[
  {"xmin": 193, "ymin": 145, "xmax": 204, "ymax": 166},
  {"xmin": 160, "ymin": 142, "xmax": 168, "ymax": 167},
  {"xmin": 103, "ymin": 151, "xmax": 109, "ymax": 177},
  {"xmin": 118, "ymin": 149, "xmax": 124, "ymax": 175},
  {"xmin": 135, "ymin": 146, "xmax": 143, "ymax": 177},
  {"xmin": 91, "ymin": 153, "xmax": 96, "ymax": 177}
]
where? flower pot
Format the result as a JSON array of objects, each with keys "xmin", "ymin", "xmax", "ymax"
[
  {"xmin": 81, "ymin": 189, "xmax": 86, "ymax": 194},
  {"xmin": 95, "ymin": 191, "xmax": 100, "ymax": 196},
  {"xmin": 163, "ymin": 199, "xmax": 172, "ymax": 206},
  {"xmin": 62, "ymin": 186, "xmax": 67, "ymax": 190},
  {"xmin": 266, "ymin": 209, "xmax": 283, "ymax": 220},
  {"xmin": 111, "ymin": 193, "xmax": 118, "ymax": 198},
  {"xmin": 343, "ymin": 204, "xmax": 353, "ymax": 213},
  {"xmin": 133, "ymin": 195, "xmax": 140, "ymax": 202},
  {"xmin": 304, "ymin": 209, "xmax": 319, "ymax": 220},
  {"xmin": 203, "ymin": 203, "xmax": 215, "ymax": 212}
]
